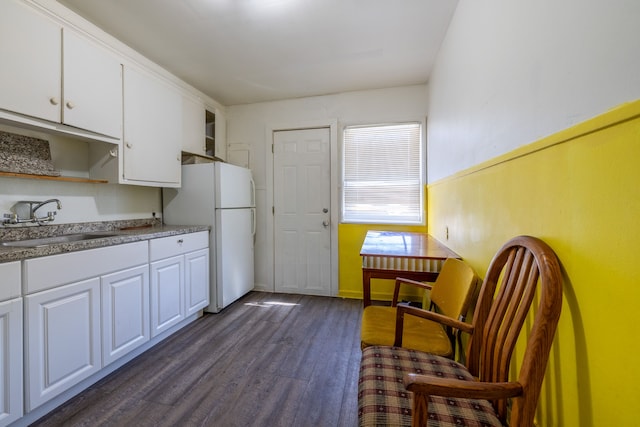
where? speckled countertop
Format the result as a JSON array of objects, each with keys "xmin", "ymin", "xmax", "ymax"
[{"xmin": 0, "ymin": 219, "xmax": 209, "ymax": 263}]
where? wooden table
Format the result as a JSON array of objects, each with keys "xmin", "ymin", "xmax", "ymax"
[{"xmin": 359, "ymin": 230, "xmax": 460, "ymax": 307}]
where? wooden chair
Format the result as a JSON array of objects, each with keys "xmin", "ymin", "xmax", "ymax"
[
  {"xmin": 358, "ymin": 236, "xmax": 563, "ymax": 427},
  {"xmin": 360, "ymin": 258, "xmax": 477, "ymax": 357}
]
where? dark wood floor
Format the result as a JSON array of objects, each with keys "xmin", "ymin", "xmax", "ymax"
[{"xmin": 31, "ymin": 292, "xmax": 363, "ymax": 427}]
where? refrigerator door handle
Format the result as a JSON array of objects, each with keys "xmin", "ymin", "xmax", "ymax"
[
  {"xmin": 251, "ymin": 208, "xmax": 257, "ymax": 239},
  {"xmin": 250, "ymin": 178, "xmax": 256, "ymax": 207}
]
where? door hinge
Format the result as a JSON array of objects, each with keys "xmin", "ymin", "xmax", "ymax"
[
  {"xmin": 272, "ymin": 143, "xmax": 274, "ymax": 154},
  {"xmin": 272, "ymin": 206, "xmax": 275, "ymax": 215}
]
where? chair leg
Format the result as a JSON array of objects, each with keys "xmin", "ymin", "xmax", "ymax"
[{"xmin": 412, "ymin": 392, "xmax": 430, "ymax": 427}]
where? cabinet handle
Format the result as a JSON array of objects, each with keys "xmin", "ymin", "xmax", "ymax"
[
  {"xmin": 126, "ymin": 142, "xmax": 132, "ymax": 149},
  {"xmin": 177, "ymin": 239, "xmax": 184, "ymax": 244},
  {"xmin": 66, "ymin": 101, "xmax": 75, "ymax": 109},
  {"xmin": 49, "ymin": 97, "xmax": 59, "ymax": 105}
]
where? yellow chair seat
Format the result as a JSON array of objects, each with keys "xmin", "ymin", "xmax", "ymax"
[{"xmin": 361, "ymin": 305, "xmax": 452, "ymax": 356}]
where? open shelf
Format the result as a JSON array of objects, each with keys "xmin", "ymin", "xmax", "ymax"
[{"xmin": 0, "ymin": 171, "xmax": 108, "ymax": 183}]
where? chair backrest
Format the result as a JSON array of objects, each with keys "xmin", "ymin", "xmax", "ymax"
[
  {"xmin": 466, "ymin": 236, "xmax": 563, "ymax": 426},
  {"xmin": 430, "ymin": 257, "xmax": 477, "ymax": 320}
]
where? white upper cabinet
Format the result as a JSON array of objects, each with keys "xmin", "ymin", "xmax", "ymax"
[
  {"xmin": 0, "ymin": 0, "xmax": 61, "ymax": 123},
  {"xmin": 123, "ymin": 66, "xmax": 182, "ymax": 187},
  {"xmin": 204, "ymin": 108, "xmax": 227, "ymax": 161},
  {"xmin": 0, "ymin": 0, "xmax": 122, "ymax": 139},
  {"xmin": 62, "ymin": 29, "xmax": 123, "ymax": 139},
  {"xmin": 214, "ymin": 108, "xmax": 227, "ymax": 161},
  {"xmin": 182, "ymin": 95, "xmax": 206, "ymax": 156}
]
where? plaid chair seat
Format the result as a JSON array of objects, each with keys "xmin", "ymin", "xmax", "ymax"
[{"xmin": 358, "ymin": 346, "xmax": 503, "ymax": 427}]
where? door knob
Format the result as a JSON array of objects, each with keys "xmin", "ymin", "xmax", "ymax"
[
  {"xmin": 322, "ymin": 208, "xmax": 328, "ymax": 213},
  {"xmin": 322, "ymin": 220, "xmax": 330, "ymax": 228}
]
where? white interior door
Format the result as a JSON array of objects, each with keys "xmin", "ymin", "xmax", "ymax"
[{"xmin": 274, "ymin": 128, "xmax": 331, "ymax": 295}]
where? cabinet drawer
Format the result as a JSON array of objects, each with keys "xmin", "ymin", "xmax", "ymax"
[
  {"xmin": 0, "ymin": 261, "xmax": 21, "ymax": 301},
  {"xmin": 149, "ymin": 231, "xmax": 209, "ymax": 261},
  {"xmin": 24, "ymin": 241, "xmax": 148, "ymax": 294}
]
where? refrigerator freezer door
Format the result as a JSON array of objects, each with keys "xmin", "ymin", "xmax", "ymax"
[
  {"xmin": 216, "ymin": 207, "xmax": 255, "ymax": 308},
  {"xmin": 215, "ymin": 162, "xmax": 255, "ymax": 208}
]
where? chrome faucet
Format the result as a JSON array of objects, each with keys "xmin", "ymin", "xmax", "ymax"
[
  {"xmin": 2, "ymin": 199, "xmax": 62, "ymax": 226},
  {"xmin": 31, "ymin": 199, "xmax": 63, "ymax": 225}
]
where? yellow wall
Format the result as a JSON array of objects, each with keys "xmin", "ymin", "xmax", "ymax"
[
  {"xmin": 427, "ymin": 101, "xmax": 640, "ymax": 426},
  {"xmin": 338, "ymin": 221, "xmax": 427, "ymax": 300}
]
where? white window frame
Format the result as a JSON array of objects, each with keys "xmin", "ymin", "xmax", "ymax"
[{"xmin": 341, "ymin": 122, "xmax": 424, "ymax": 225}]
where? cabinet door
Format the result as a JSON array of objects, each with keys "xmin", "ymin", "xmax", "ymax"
[
  {"xmin": 62, "ymin": 29, "xmax": 122, "ymax": 138},
  {"xmin": 123, "ymin": 66, "xmax": 182, "ymax": 186},
  {"xmin": 182, "ymin": 95, "xmax": 206, "ymax": 156},
  {"xmin": 101, "ymin": 265, "xmax": 150, "ymax": 366},
  {"xmin": 185, "ymin": 248, "xmax": 210, "ymax": 316},
  {"xmin": 214, "ymin": 109, "xmax": 227, "ymax": 161},
  {"xmin": 0, "ymin": 298, "xmax": 23, "ymax": 426},
  {"xmin": 150, "ymin": 256, "xmax": 184, "ymax": 337},
  {"xmin": 0, "ymin": 0, "xmax": 61, "ymax": 123},
  {"xmin": 25, "ymin": 278, "xmax": 101, "ymax": 411}
]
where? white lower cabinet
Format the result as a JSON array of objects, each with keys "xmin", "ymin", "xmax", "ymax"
[
  {"xmin": 25, "ymin": 278, "xmax": 101, "ymax": 412},
  {"xmin": 185, "ymin": 248, "xmax": 210, "ymax": 317},
  {"xmin": 0, "ymin": 262, "xmax": 22, "ymax": 427},
  {"xmin": 150, "ymin": 231, "xmax": 210, "ymax": 337},
  {"xmin": 0, "ymin": 298, "xmax": 22, "ymax": 427},
  {"xmin": 101, "ymin": 265, "xmax": 150, "ymax": 366},
  {"xmin": 150, "ymin": 255, "xmax": 185, "ymax": 337},
  {"xmin": 23, "ymin": 241, "xmax": 149, "ymax": 411},
  {"xmin": 16, "ymin": 232, "xmax": 208, "ymax": 422}
]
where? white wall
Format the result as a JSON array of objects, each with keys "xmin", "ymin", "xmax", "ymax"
[
  {"xmin": 227, "ymin": 84, "xmax": 429, "ymax": 290},
  {"xmin": 0, "ymin": 125, "xmax": 161, "ymax": 224},
  {"xmin": 427, "ymin": 0, "xmax": 640, "ymax": 182}
]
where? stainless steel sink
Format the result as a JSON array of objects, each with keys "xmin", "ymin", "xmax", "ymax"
[{"xmin": 0, "ymin": 233, "xmax": 117, "ymax": 248}]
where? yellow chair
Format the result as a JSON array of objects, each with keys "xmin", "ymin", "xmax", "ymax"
[{"xmin": 360, "ymin": 258, "xmax": 477, "ymax": 357}]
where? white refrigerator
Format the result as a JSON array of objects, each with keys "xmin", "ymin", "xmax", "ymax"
[{"xmin": 162, "ymin": 162, "xmax": 255, "ymax": 313}]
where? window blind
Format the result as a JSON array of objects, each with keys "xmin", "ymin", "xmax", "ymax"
[{"xmin": 342, "ymin": 123, "xmax": 423, "ymax": 224}]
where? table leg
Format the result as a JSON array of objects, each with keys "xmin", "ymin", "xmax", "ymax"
[{"xmin": 362, "ymin": 270, "xmax": 372, "ymax": 307}]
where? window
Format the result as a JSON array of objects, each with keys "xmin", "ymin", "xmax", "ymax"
[{"xmin": 342, "ymin": 123, "xmax": 423, "ymax": 224}]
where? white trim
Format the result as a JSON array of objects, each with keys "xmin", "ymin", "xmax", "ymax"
[
  {"xmin": 265, "ymin": 119, "xmax": 339, "ymax": 296},
  {"xmin": 340, "ymin": 119, "xmax": 426, "ymax": 225}
]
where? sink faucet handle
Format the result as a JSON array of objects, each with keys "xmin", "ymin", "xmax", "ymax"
[
  {"xmin": 33, "ymin": 210, "xmax": 58, "ymax": 225},
  {"xmin": 2, "ymin": 213, "xmax": 18, "ymax": 225}
]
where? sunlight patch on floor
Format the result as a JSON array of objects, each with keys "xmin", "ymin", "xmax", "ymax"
[{"xmin": 244, "ymin": 301, "xmax": 300, "ymax": 308}]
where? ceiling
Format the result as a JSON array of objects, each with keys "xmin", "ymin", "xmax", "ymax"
[{"xmin": 57, "ymin": 0, "xmax": 458, "ymax": 106}]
